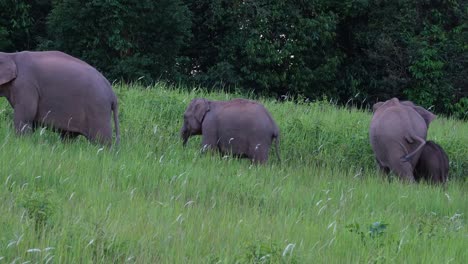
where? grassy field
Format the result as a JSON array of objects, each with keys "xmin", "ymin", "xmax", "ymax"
[{"xmin": 0, "ymin": 83, "xmax": 466, "ymax": 263}]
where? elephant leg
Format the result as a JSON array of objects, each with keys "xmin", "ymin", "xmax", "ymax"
[
  {"xmin": 252, "ymin": 153, "xmax": 268, "ymax": 164},
  {"xmin": 375, "ymin": 159, "xmax": 391, "ymax": 182},
  {"xmin": 88, "ymin": 133, "xmax": 112, "ymax": 146},
  {"xmin": 250, "ymin": 143, "xmax": 269, "ymax": 164},
  {"xmin": 201, "ymin": 129, "xmax": 219, "ymax": 153},
  {"xmin": 31, "ymin": 121, "xmax": 39, "ymax": 132},
  {"xmin": 389, "ymin": 159, "xmax": 415, "ymax": 183},
  {"xmin": 13, "ymin": 104, "xmax": 37, "ymax": 135},
  {"xmin": 376, "ymin": 159, "xmax": 390, "ymax": 174},
  {"xmin": 60, "ymin": 130, "xmax": 81, "ymax": 142},
  {"xmin": 86, "ymin": 125, "xmax": 112, "ymax": 146}
]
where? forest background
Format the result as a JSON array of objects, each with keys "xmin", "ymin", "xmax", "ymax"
[{"xmin": 0, "ymin": 0, "xmax": 466, "ymax": 118}]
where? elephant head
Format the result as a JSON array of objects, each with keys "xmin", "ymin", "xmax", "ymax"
[
  {"xmin": 0, "ymin": 53, "xmax": 17, "ymax": 86},
  {"xmin": 180, "ymin": 98, "xmax": 210, "ymax": 146}
]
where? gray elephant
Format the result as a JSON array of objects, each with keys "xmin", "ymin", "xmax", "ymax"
[
  {"xmin": 0, "ymin": 51, "xmax": 120, "ymax": 145},
  {"xmin": 414, "ymin": 141, "xmax": 449, "ymax": 184},
  {"xmin": 369, "ymin": 98, "xmax": 436, "ymax": 182},
  {"xmin": 181, "ymin": 98, "xmax": 280, "ymax": 164}
]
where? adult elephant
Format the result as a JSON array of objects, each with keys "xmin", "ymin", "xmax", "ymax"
[
  {"xmin": 369, "ymin": 98, "xmax": 436, "ymax": 182},
  {"xmin": 0, "ymin": 51, "xmax": 120, "ymax": 145},
  {"xmin": 180, "ymin": 98, "xmax": 280, "ymax": 164}
]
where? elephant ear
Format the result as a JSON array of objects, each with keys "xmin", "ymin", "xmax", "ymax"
[
  {"xmin": 193, "ymin": 98, "xmax": 210, "ymax": 123},
  {"xmin": 0, "ymin": 56, "xmax": 17, "ymax": 85},
  {"xmin": 372, "ymin": 102, "xmax": 384, "ymax": 112},
  {"xmin": 412, "ymin": 105, "xmax": 436, "ymax": 126}
]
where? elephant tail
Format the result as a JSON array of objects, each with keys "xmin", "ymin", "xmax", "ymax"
[
  {"xmin": 112, "ymin": 100, "xmax": 121, "ymax": 146},
  {"xmin": 273, "ymin": 132, "xmax": 281, "ymax": 163},
  {"xmin": 401, "ymin": 135, "xmax": 425, "ymax": 162}
]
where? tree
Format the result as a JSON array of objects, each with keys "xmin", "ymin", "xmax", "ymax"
[
  {"xmin": 331, "ymin": 0, "xmax": 467, "ymax": 114},
  {"xmin": 0, "ymin": 0, "xmax": 51, "ymax": 51},
  {"xmin": 181, "ymin": 0, "xmax": 343, "ymax": 98},
  {"xmin": 42, "ymin": 0, "xmax": 192, "ymax": 82}
]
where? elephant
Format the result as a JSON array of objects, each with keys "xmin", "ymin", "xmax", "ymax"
[
  {"xmin": 180, "ymin": 98, "xmax": 280, "ymax": 164},
  {"xmin": 369, "ymin": 98, "xmax": 436, "ymax": 182},
  {"xmin": 0, "ymin": 51, "xmax": 120, "ymax": 145},
  {"xmin": 414, "ymin": 141, "xmax": 449, "ymax": 184}
]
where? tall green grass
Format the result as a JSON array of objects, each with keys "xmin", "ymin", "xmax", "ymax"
[{"xmin": 0, "ymin": 83, "xmax": 466, "ymax": 263}]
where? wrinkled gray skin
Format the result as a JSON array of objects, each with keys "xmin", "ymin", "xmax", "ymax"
[
  {"xmin": 414, "ymin": 141, "xmax": 449, "ymax": 184},
  {"xmin": 0, "ymin": 51, "xmax": 120, "ymax": 145},
  {"xmin": 369, "ymin": 98, "xmax": 436, "ymax": 182},
  {"xmin": 181, "ymin": 98, "xmax": 280, "ymax": 164}
]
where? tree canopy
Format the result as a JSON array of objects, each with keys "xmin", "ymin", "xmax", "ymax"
[{"xmin": 0, "ymin": 0, "xmax": 466, "ymax": 118}]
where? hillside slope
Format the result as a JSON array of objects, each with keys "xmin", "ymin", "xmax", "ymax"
[{"xmin": 0, "ymin": 83, "xmax": 466, "ymax": 262}]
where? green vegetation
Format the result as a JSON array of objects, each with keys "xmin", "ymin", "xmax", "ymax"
[
  {"xmin": 1, "ymin": 0, "xmax": 466, "ymax": 117},
  {"xmin": 0, "ymin": 83, "xmax": 466, "ymax": 262}
]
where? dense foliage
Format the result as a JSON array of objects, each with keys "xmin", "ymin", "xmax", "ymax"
[
  {"xmin": 0, "ymin": 0, "xmax": 466, "ymax": 117},
  {"xmin": 42, "ymin": 0, "xmax": 192, "ymax": 81}
]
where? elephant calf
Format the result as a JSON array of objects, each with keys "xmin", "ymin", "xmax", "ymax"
[
  {"xmin": 0, "ymin": 51, "xmax": 120, "ymax": 145},
  {"xmin": 414, "ymin": 141, "xmax": 449, "ymax": 184},
  {"xmin": 181, "ymin": 98, "xmax": 280, "ymax": 164}
]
